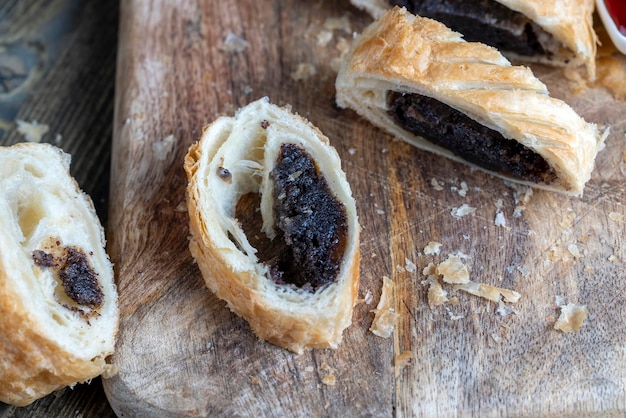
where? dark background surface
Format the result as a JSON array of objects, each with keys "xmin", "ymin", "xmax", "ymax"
[{"xmin": 0, "ymin": 0, "xmax": 117, "ymax": 416}]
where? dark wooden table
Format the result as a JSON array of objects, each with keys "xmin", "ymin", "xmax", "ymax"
[{"xmin": 0, "ymin": 0, "xmax": 117, "ymax": 416}]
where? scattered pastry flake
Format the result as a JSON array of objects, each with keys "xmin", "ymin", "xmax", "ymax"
[
  {"xmin": 567, "ymin": 243, "xmax": 582, "ymax": 259},
  {"xmin": 220, "ymin": 33, "xmax": 248, "ymax": 53},
  {"xmin": 609, "ymin": 212, "xmax": 623, "ymax": 222},
  {"xmin": 455, "ymin": 281, "xmax": 521, "ymax": 303},
  {"xmin": 445, "ymin": 306, "xmax": 465, "ymax": 321},
  {"xmin": 370, "ymin": 276, "xmax": 400, "ymax": 338},
  {"xmin": 430, "ymin": 178, "xmax": 444, "ymax": 191},
  {"xmin": 291, "ymin": 63, "xmax": 317, "ymax": 81},
  {"xmin": 249, "ymin": 375, "xmax": 261, "ymax": 384},
  {"xmin": 320, "ymin": 362, "xmax": 335, "ymax": 373},
  {"xmin": 152, "ymin": 134, "xmax": 176, "ymax": 161},
  {"xmin": 323, "ymin": 15, "xmax": 351, "ymax": 33},
  {"xmin": 16, "ymin": 120, "xmax": 49, "ymax": 142},
  {"xmin": 437, "ymin": 255, "xmax": 470, "ymax": 284},
  {"xmin": 554, "ymin": 303, "xmax": 588, "ymax": 333},
  {"xmin": 357, "ymin": 289, "xmax": 374, "ymax": 305},
  {"xmin": 451, "ymin": 204, "xmax": 476, "ymax": 219},
  {"xmin": 424, "ymin": 275, "xmax": 448, "ymax": 309},
  {"xmin": 458, "ymin": 181, "xmax": 468, "ymax": 197},
  {"xmin": 174, "ymin": 199, "xmax": 188, "ymax": 213},
  {"xmin": 321, "ymin": 374, "xmax": 336, "ymax": 386},
  {"xmin": 506, "ymin": 182, "xmax": 533, "ymax": 218},
  {"xmin": 423, "ymin": 241, "xmax": 442, "ymax": 256},
  {"xmin": 404, "ymin": 257, "xmax": 416, "ymax": 273},
  {"xmin": 316, "ymin": 30, "xmax": 333, "ymax": 47},
  {"xmin": 494, "ymin": 211, "xmax": 506, "ymax": 227},
  {"xmin": 422, "ymin": 262, "xmax": 436, "ymax": 276},
  {"xmin": 495, "ymin": 300, "xmax": 518, "ymax": 316}
]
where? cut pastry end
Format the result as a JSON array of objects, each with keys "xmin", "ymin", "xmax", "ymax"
[
  {"xmin": 184, "ymin": 97, "xmax": 360, "ymax": 354},
  {"xmin": 350, "ymin": 0, "xmax": 598, "ymax": 79},
  {"xmin": 336, "ymin": 7, "xmax": 607, "ymax": 196},
  {"xmin": 0, "ymin": 143, "xmax": 118, "ymax": 406}
]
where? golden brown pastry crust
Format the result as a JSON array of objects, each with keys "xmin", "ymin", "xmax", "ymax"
[
  {"xmin": 184, "ymin": 98, "xmax": 360, "ymax": 354},
  {"xmin": 336, "ymin": 8, "xmax": 606, "ymax": 196},
  {"xmin": 0, "ymin": 143, "xmax": 118, "ymax": 406},
  {"xmin": 350, "ymin": 0, "xmax": 597, "ymax": 79}
]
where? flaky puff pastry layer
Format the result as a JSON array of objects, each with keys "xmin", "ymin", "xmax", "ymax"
[
  {"xmin": 0, "ymin": 143, "xmax": 118, "ymax": 406},
  {"xmin": 184, "ymin": 98, "xmax": 360, "ymax": 354},
  {"xmin": 350, "ymin": 0, "xmax": 597, "ymax": 79},
  {"xmin": 336, "ymin": 8, "xmax": 607, "ymax": 196}
]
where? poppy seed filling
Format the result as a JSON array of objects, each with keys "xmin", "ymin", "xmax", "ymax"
[
  {"xmin": 387, "ymin": 91, "xmax": 558, "ymax": 183},
  {"xmin": 268, "ymin": 143, "xmax": 348, "ymax": 291},
  {"xmin": 388, "ymin": 0, "xmax": 550, "ymax": 57}
]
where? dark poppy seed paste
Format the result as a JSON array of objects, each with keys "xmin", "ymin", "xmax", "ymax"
[
  {"xmin": 388, "ymin": 0, "xmax": 548, "ymax": 57},
  {"xmin": 59, "ymin": 247, "xmax": 103, "ymax": 308},
  {"xmin": 387, "ymin": 92, "xmax": 558, "ymax": 183},
  {"xmin": 33, "ymin": 245, "xmax": 104, "ymax": 309},
  {"xmin": 270, "ymin": 143, "xmax": 348, "ymax": 291}
]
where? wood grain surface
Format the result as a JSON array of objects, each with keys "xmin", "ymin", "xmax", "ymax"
[
  {"xmin": 0, "ymin": 0, "xmax": 117, "ymax": 416},
  {"xmin": 2, "ymin": 0, "xmax": 625, "ymax": 416},
  {"xmin": 103, "ymin": 1, "xmax": 626, "ymax": 417}
]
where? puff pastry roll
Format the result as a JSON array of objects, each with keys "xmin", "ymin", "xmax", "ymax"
[
  {"xmin": 0, "ymin": 143, "xmax": 118, "ymax": 406},
  {"xmin": 350, "ymin": 0, "xmax": 597, "ymax": 79},
  {"xmin": 184, "ymin": 98, "xmax": 360, "ymax": 354},
  {"xmin": 336, "ymin": 8, "xmax": 606, "ymax": 196}
]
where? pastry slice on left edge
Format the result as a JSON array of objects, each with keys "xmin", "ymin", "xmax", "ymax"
[
  {"xmin": 184, "ymin": 98, "xmax": 360, "ymax": 354},
  {"xmin": 336, "ymin": 7, "xmax": 607, "ymax": 196}
]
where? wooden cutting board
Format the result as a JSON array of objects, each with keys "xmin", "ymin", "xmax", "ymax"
[{"xmin": 103, "ymin": 1, "xmax": 626, "ymax": 416}]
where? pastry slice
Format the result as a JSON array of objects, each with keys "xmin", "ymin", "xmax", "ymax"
[
  {"xmin": 0, "ymin": 143, "xmax": 118, "ymax": 406},
  {"xmin": 184, "ymin": 98, "xmax": 360, "ymax": 354},
  {"xmin": 336, "ymin": 8, "xmax": 606, "ymax": 196},
  {"xmin": 350, "ymin": 0, "xmax": 597, "ymax": 79}
]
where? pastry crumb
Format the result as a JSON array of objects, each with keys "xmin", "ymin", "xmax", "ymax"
[
  {"xmin": 437, "ymin": 255, "xmax": 470, "ymax": 284},
  {"xmin": 322, "ymin": 375, "xmax": 336, "ymax": 386},
  {"xmin": 16, "ymin": 120, "xmax": 49, "ymax": 143},
  {"xmin": 152, "ymin": 134, "xmax": 176, "ymax": 161},
  {"xmin": 423, "ymin": 241, "xmax": 442, "ymax": 255},
  {"xmin": 323, "ymin": 15, "xmax": 351, "ymax": 33},
  {"xmin": 495, "ymin": 299, "xmax": 518, "ymax": 316},
  {"xmin": 249, "ymin": 375, "xmax": 260, "ymax": 384},
  {"xmin": 404, "ymin": 257, "xmax": 416, "ymax": 273},
  {"xmin": 554, "ymin": 303, "xmax": 588, "ymax": 333},
  {"xmin": 220, "ymin": 33, "xmax": 248, "ymax": 53},
  {"xmin": 174, "ymin": 200, "xmax": 188, "ymax": 213},
  {"xmin": 424, "ymin": 275, "xmax": 448, "ymax": 308},
  {"xmin": 316, "ymin": 30, "xmax": 333, "ymax": 47},
  {"xmin": 370, "ymin": 276, "xmax": 400, "ymax": 338},
  {"xmin": 431, "ymin": 178, "xmax": 444, "ymax": 191},
  {"xmin": 455, "ymin": 281, "xmax": 521, "ymax": 303},
  {"xmin": 451, "ymin": 204, "xmax": 476, "ymax": 219},
  {"xmin": 290, "ymin": 63, "xmax": 317, "ymax": 81},
  {"xmin": 494, "ymin": 211, "xmax": 506, "ymax": 227}
]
